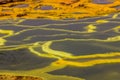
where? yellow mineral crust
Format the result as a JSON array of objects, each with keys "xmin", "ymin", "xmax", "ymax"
[
  {"xmin": 0, "ymin": 0, "xmax": 120, "ymax": 80},
  {"xmin": 0, "ymin": 0, "xmax": 120, "ymax": 20}
]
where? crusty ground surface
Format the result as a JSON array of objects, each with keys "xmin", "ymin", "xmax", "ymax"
[{"xmin": 0, "ymin": 75, "xmax": 43, "ymax": 80}]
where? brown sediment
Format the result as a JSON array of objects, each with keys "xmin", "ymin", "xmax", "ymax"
[{"xmin": 0, "ymin": 75, "xmax": 43, "ymax": 80}]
